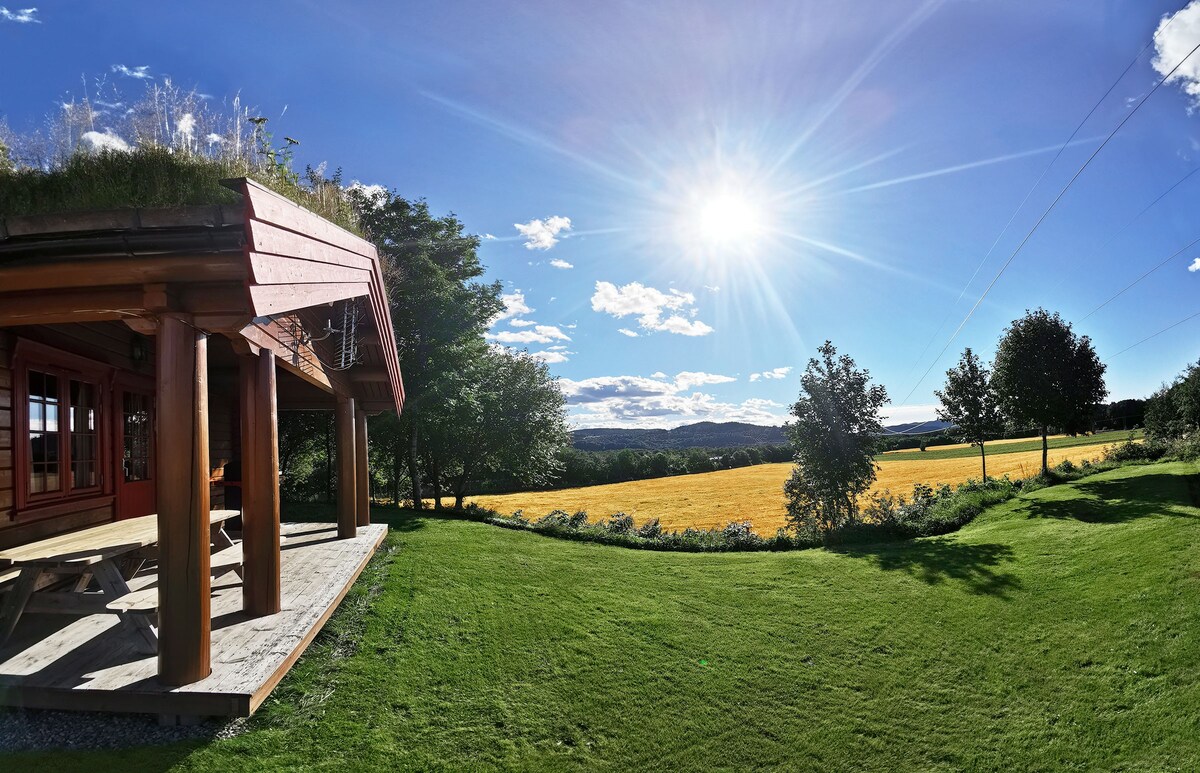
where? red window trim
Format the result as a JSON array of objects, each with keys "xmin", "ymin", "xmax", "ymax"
[{"xmin": 12, "ymin": 339, "xmax": 116, "ymax": 520}]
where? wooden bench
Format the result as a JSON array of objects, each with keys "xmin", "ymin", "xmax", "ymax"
[
  {"xmin": 104, "ymin": 544, "xmax": 245, "ymax": 619},
  {"xmin": 0, "ymin": 510, "xmax": 241, "ymax": 653}
]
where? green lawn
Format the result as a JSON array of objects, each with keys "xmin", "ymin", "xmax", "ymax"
[
  {"xmin": 883, "ymin": 428, "xmax": 1142, "ymax": 461},
  {"xmin": 7, "ymin": 461, "xmax": 1199, "ymax": 771}
]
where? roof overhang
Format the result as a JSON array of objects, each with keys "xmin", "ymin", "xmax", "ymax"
[{"xmin": 0, "ymin": 179, "xmax": 404, "ymax": 413}]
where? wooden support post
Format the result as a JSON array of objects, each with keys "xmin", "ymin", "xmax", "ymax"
[
  {"xmin": 336, "ymin": 396, "xmax": 357, "ymax": 539},
  {"xmin": 240, "ymin": 349, "xmax": 281, "ymax": 617},
  {"xmin": 156, "ymin": 315, "xmax": 211, "ymax": 686},
  {"xmin": 355, "ymin": 410, "xmax": 370, "ymax": 527}
]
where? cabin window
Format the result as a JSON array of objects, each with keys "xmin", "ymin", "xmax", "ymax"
[
  {"xmin": 22, "ymin": 365, "xmax": 105, "ymax": 505},
  {"xmin": 122, "ymin": 392, "xmax": 152, "ymax": 482}
]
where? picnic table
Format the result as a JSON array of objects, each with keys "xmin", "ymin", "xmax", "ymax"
[{"xmin": 0, "ymin": 510, "xmax": 241, "ymax": 653}]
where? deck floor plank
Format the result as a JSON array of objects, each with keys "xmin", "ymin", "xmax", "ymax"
[{"xmin": 0, "ymin": 522, "xmax": 386, "ymax": 717}]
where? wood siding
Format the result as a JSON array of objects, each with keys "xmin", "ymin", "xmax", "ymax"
[
  {"xmin": 0, "ymin": 332, "xmax": 13, "ymax": 523},
  {"xmin": 0, "ymin": 325, "xmax": 239, "ymax": 550}
]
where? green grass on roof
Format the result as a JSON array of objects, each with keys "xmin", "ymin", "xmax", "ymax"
[{"xmin": 0, "ymin": 146, "xmax": 362, "ymax": 235}]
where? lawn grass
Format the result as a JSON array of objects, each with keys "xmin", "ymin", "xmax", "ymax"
[
  {"xmin": 883, "ymin": 428, "xmax": 1141, "ymax": 461},
  {"xmin": 6, "ymin": 461, "xmax": 1199, "ymax": 771}
]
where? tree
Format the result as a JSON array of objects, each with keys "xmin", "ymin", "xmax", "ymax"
[
  {"xmin": 935, "ymin": 348, "xmax": 1004, "ymax": 479},
  {"xmin": 1144, "ymin": 361, "xmax": 1200, "ymax": 440},
  {"xmin": 349, "ymin": 187, "xmax": 503, "ymax": 508},
  {"xmin": 784, "ymin": 341, "xmax": 888, "ymax": 535},
  {"xmin": 435, "ymin": 349, "xmax": 569, "ymax": 509},
  {"xmin": 991, "ymin": 309, "xmax": 1107, "ymax": 475}
]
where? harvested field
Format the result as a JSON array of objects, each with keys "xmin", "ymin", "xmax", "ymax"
[{"xmin": 471, "ymin": 441, "xmax": 1121, "ymax": 534}]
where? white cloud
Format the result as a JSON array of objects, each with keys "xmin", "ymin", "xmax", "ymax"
[
  {"xmin": 1154, "ymin": 2, "xmax": 1200, "ymax": 110},
  {"xmin": 0, "ymin": 6, "xmax": 38, "ymax": 22},
  {"xmin": 617, "ymin": 328, "xmax": 639, "ymax": 337},
  {"xmin": 509, "ymin": 318, "xmax": 536, "ymax": 327},
  {"xmin": 528, "ymin": 350, "xmax": 572, "ymax": 364},
  {"xmin": 174, "ymin": 113, "xmax": 196, "ymax": 145},
  {"xmin": 1190, "ymin": 257, "xmax": 1200, "ymax": 272},
  {"xmin": 880, "ymin": 404, "xmax": 941, "ymax": 426},
  {"xmin": 80, "ymin": 130, "xmax": 130, "ymax": 153},
  {"xmin": 515, "ymin": 215, "xmax": 571, "ymax": 250},
  {"xmin": 111, "ymin": 64, "xmax": 152, "ymax": 80},
  {"xmin": 493, "ymin": 291, "xmax": 533, "ymax": 323},
  {"xmin": 559, "ymin": 371, "xmax": 748, "ymax": 427},
  {"xmin": 205, "ymin": 132, "xmax": 224, "ymax": 147},
  {"xmin": 562, "ymin": 373, "xmax": 785, "ymax": 429},
  {"xmin": 346, "ymin": 182, "xmax": 388, "ymax": 208},
  {"xmin": 655, "ymin": 315, "xmax": 714, "ymax": 337},
  {"xmin": 674, "ymin": 371, "xmax": 737, "ymax": 390},
  {"xmin": 483, "ymin": 233, "xmax": 497, "ymax": 240},
  {"xmin": 590, "ymin": 280, "xmax": 714, "ymax": 336},
  {"xmin": 549, "ymin": 258, "xmax": 574, "ymax": 269},
  {"xmin": 704, "ymin": 285, "xmax": 720, "ymax": 293},
  {"xmin": 749, "ymin": 366, "xmax": 792, "ymax": 382},
  {"xmin": 489, "ymin": 325, "xmax": 571, "ymax": 345}
]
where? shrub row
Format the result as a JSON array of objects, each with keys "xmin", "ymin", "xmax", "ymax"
[{"xmin": 461, "ymin": 436, "xmax": 1187, "ymax": 552}]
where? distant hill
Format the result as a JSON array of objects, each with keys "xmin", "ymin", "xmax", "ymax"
[
  {"xmin": 570, "ymin": 419, "xmax": 954, "ymax": 452},
  {"xmin": 571, "ymin": 422, "xmax": 788, "ymax": 451}
]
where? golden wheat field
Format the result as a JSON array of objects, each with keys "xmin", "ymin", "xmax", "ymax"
[{"xmin": 469, "ymin": 441, "xmax": 1119, "ymax": 534}]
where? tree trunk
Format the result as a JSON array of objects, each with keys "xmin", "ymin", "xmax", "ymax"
[
  {"xmin": 408, "ymin": 415, "xmax": 423, "ymax": 509},
  {"xmin": 324, "ymin": 415, "xmax": 334, "ymax": 503},
  {"xmin": 980, "ymin": 441, "xmax": 987, "ymax": 480},
  {"xmin": 1041, "ymin": 426, "xmax": 1049, "ymax": 475},
  {"xmin": 391, "ymin": 442, "xmax": 402, "ymax": 506},
  {"xmin": 430, "ymin": 456, "xmax": 443, "ymax": 510}
]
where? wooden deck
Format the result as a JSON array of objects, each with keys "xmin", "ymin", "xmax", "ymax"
[{"xmin": 0, "ymin": 522, "xmax": 387, "ymax": 718}]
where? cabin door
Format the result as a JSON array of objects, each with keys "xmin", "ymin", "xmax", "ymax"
[{"xmin": 115, "ymin": 388, "xmax": 155, "ymax": 519}]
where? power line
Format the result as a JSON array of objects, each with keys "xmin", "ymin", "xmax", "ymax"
[
  {"xmin": 1081, "ymin": 233, "xmax": 1200, "ymax": 320},
  {"xmin": 898, "ymin": 8, "xmax": 1197, "ymax": 406},
  {"xmin": 1106, "ymin": 310, "xmax": 1200, "ymax": 361}
]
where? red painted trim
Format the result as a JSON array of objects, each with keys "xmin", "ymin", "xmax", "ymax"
[
  {"xmin": 231, "ymin": 179, "xmax": 406, "ymax": 414},
  {"xmin": 11, "ymin": 338, "xmax": 115, "ymax": 520}
]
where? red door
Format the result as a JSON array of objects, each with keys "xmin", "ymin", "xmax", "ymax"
[{"xmin": 116, "ymin": 388, "xmax": 155, "ymax": 519}]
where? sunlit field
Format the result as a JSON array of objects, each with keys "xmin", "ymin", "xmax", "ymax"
[{"xmin": 471, "ymin": 435, "xmax": 1129, "ymax": 534}]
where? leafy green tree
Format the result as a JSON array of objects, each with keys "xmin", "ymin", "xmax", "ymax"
[
  {"xmin": 935, "ymin": 348, "xmax": 1004, "ymax": 479},
  {"xmin": 1144, "ymin": 362, "xmax": 1200, "ymax": 440},
  {"xmin": 991, "ymin": 309, "xmax": 1107, "ymax": 475},
  {"xmin": 784, "ymin": 341, "xmax": 888, "ymax": 535},
  {"xmin": 434, "ymin": 349, "xmax": 568, "ymax": 508},
  {"xmin": 349, "ymin": 187, "xmax": 503, "ymax": 508}
]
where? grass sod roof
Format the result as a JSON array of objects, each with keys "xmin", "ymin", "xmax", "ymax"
[{"xmin": 0, "ymin": 146, "xmax": 362, "ymax": 235}]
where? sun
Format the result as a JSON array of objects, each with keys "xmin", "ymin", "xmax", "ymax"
[{"xmin": 694, "ymin": 191, "xmax": 767, "ymax": 247}]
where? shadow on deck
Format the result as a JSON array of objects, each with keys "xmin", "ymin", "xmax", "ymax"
[{"xmin": 0, "ymin": 522, "xmax": 386, "ymax": 718}]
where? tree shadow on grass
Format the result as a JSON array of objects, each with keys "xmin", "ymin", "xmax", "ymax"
[
  {"xmin": 836, "ymin": 539, "xmax": 1022, "ymax": 598},
  {"xmin": 1018, "ymin": 473, "xmax": 1200, "ymax": 524}
]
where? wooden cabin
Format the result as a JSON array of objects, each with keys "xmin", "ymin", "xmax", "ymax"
[{"xmin": 0, "ymin": 179, "xmax": 402, "ymax": 717}]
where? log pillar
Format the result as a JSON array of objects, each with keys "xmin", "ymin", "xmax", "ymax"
[
  {"xmin": 355, "ymin": 410, "xmax": 370, "ymax": 527},
  {"xmin": 239, "ymin": 349, "xmax": 281, "ymax": 617},
  {"xmin": 336, "ymin": 396, "xmax": 357, "ymax": 539},
  {"xmin": 156, "ymin": 315, "xmax": 211, "ymax": 686}
]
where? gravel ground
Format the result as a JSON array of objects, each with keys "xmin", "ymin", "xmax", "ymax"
[{"xmin": 0, "ymin": 708, "xmax": 249, "ymax": 753}]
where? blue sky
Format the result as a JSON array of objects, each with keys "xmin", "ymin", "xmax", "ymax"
[{"xmin": 3, "ymin": 1, "xmax": 1200, "ymax": 428}]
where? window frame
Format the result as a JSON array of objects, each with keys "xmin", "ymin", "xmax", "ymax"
[{"xmin": 12, "ymin": 340, "xmax": 115, "ymax": 519}]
